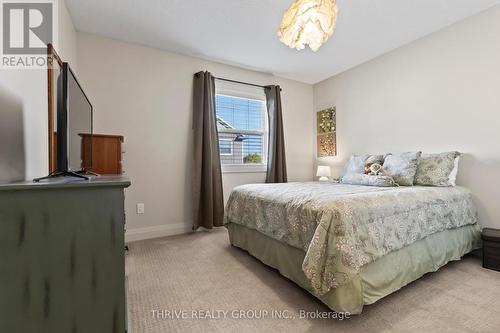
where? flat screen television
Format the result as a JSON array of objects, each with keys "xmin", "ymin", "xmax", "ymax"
[{"xmin": 56, "ymin": 62, "xmax": 93, "ymax": 175}]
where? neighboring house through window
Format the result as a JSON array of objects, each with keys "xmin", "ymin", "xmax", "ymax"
[
  {"xmin": 215, "ymin": 82, "xmax": 268, "ymax": 173},
  {"xmin": 219, "ymin": 139, "xmax": 233, "ymax": 155}
]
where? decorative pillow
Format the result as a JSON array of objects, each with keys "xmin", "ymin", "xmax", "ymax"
[
  {"xmin": 365, "ymin": 155, "xmax": 384, "ymax": 165},
  {"xmin": 448, "ymin": 155, "xmax": 460, "ymax": 186},
  {"xmin": 341, "ymin": 173, "xmax": 397, "ymax": 187},
  {"xmin": 382, "ymin": 152, "xmax": 421, "ymax": 186},
  {"xmin": 415, "ymin": 151, "xmax": 461, "ymax": 187},
  {"xmin": 341, "ymin": 154, "xmax": 370, "ymax": 176}
]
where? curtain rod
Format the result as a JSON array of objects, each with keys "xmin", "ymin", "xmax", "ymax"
[
  {"xmin": 214, "ymin": 77, "xmax": 271, "ymax": 90},
  {"xmin": 195, "ymin": 72, "xmax": 281, "ymax": 91}
]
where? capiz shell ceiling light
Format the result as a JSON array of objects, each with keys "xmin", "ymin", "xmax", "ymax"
[{"xmin": 278, "ymin": 0, "xmax": 339, "ymax": 52}]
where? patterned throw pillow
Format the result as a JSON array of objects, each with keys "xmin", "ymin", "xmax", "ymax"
[
  {"xmin": 341, "ymin": 173, "xmax": 397, "ymax": 187},
  {"xmin": 414, "ymin": 151, "xmax": 461, "ymax": 187},
  {"xmin": 382, "ymin": 152, "xmax": 421, "ymax": 186},
  {"xmin": 365, "ymin": 155, "xmax": 384, "ymax": 166}
]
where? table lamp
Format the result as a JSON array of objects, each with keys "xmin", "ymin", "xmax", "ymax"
[{"xmin": 316, "ymin": 165, "xmax": 331, "ymax": 181}]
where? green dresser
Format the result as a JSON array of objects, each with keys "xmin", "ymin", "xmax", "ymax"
[{"xmin": 0, "ymin": 177, "xmax": 130, "ymax": 333}]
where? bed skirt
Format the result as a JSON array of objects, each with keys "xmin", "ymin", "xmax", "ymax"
[{"xmin": 226, "ymin": 222, "xmax": 481, "ymax": 314}]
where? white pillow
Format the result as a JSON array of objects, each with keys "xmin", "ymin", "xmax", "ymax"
[{"xmin": 448, "ymin": 155, "xmax": 460, "ymax": 186}]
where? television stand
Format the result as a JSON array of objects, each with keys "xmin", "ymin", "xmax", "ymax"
[
  {"xmin": 33, "ymin": 169, "xmax": 99, "ymax": 183},
  {"xmin": 75, "ymin": 169, "xmax": 100, "ymax": 177}
]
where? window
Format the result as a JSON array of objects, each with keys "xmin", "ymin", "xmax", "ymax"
[
  {"xmin": 219, "ymin": 139, "xmax": 233, "ymax": 155},
  {"xmin": 215, "ymin": 94, "xmax": 267, "ymax": 172}
]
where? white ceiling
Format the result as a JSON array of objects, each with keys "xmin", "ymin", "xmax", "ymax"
[{"xmin": 66, "ymin": 0, "xmax": 500, "ymax": 84}]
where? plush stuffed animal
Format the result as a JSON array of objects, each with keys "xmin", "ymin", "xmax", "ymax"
[
  {"xmin": 368, "ymin": 163, "xmax": 388, "ymax": 176},
  {"xmin": 364, "ymin": 162, "xmax": 374, "ymax": 175},
  {"xmin": 364, "ymin": 155, "xmax": 386, "ymax": 176},
  {"xmin": 364, "ymin": 157, "xmax": 382, "ymax": 174}
]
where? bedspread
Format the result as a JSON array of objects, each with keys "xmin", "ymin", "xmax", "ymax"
[{"xmin": 224, "ymin": 182, "xmax": 479, "ymax": 295}]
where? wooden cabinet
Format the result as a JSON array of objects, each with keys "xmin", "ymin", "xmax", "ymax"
[
  {"xmin": 80, "ymin": 134, "xmax": 124, "ymax": 175},
  {"xmin": 0, "ymin": 177, "xmax": 131, "ymax": 333},
  {"xmin": 482, "ymin": 228, "xmax": 500, "ymax": 272}
]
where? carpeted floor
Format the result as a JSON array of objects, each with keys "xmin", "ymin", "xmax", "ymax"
[{"xmin": 126, "ymin": 228, "xmax": 500, "ymax": 333}]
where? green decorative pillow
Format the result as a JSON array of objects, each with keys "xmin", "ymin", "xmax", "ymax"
[
  {"xmin": 415, "ymin": 151, "xmax": 461, "ymax": 187},
  {"xmin": 382, "ymin": 152, "xmax": 421, "ymax": 186},
  {"xmin": 341, "ymin": 173, "xmax": 397, "ymax": 187}
]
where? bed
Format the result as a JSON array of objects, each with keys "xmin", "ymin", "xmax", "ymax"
[{"xmin": 224, "ymin": 182, "xmax": 481, "ymax": 314}]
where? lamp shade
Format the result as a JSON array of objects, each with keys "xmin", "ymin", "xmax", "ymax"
[
  {"xmin": 316, "ymin": 165, "xmax": 331, "ymax": 177},
  {"xmin": 278, "ymin": 0, "xmax": 339, "ymax": 52}
]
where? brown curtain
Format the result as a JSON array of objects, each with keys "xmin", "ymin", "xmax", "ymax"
[
  {"xmin": 192, "ymin": 71, "xmax": 224, "ymax": 230},
  {"xmin": 265, "ymin": 85, "xmax": 287, "ymax": 183}
]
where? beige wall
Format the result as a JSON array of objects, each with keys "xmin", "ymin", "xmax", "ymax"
[
  {"xmin": 314, "ymin": 5, "xmax": 500, "ymax": 228},
  {"xmin": 75, "ymin": 32, "xmax": 314, "ymax": 241},
  {"xmin": 0, "ymin": 68, "xmax": 46, "ymax": 180},
  {"xmin": 56, "ymin": 0, "xmax": 78, "ymax": 72},
  {"xmin": 0, "ymin": 89, "xmax": 25, "ymax": 183},
  {"xmin": 0, "ymin": 0, "xmax": 78, "ymax": 180}
]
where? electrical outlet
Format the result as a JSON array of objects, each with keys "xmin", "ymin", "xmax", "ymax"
[{"xmin": 136, "ymin": 203, "xmax": 145, "ymax": 214}]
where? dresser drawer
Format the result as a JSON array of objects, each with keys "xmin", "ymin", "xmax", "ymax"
[
  {"xmin": 483, "ymin": 242, "xmax": 500, "ymax": 262},
  {"xmin": 483, "ymin": 256, "xmax": 500, "ymax": 272},
  {"xmin": 482, "ymin": 232, "xmax": 500, "ymax": 271}
]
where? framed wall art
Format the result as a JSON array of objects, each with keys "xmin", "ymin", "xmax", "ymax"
[{"xmin": 316, "ymin": 107, "xmax": 337, "ymax": 157}]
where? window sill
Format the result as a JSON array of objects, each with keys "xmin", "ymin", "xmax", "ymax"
[{"xmin": 222, "ymin": 164, "xmax": 267, "ymax": 174}]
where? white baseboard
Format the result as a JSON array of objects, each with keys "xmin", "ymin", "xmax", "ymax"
[{"xmin": 125, "ymin": 222, "xmax": 191, "ymax": 243}]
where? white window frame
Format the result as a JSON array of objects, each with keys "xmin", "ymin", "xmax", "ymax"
[
  {"xmin": 219, "ymin": 139, "xmax": 233, "ymax": 156},
  {"xmin": 215, "ymin": 86, "xmax": 268, "ymax": 174}
]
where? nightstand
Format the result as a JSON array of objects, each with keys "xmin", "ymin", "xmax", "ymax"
[{"xmin": 481, "ymin": 228, "xmax": 500, "ymax": 272}]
